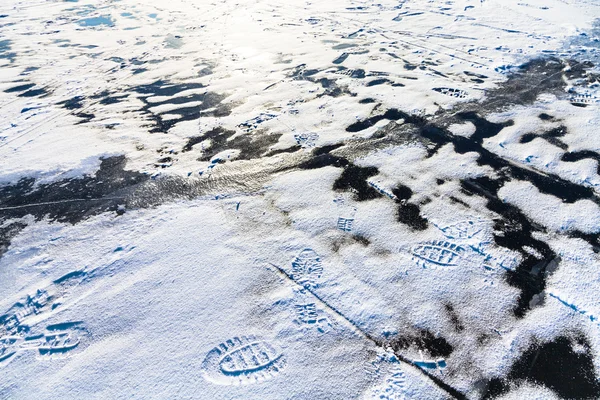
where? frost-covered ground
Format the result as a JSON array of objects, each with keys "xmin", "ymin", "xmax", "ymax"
[{"xmin": 1, "ymin": 0, "xmax": 600, "ymax": 399}]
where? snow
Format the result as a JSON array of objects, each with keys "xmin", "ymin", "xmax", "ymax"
[{"xmin": 1, "ymin": 0, "xmax": 600, "ymax": 399}]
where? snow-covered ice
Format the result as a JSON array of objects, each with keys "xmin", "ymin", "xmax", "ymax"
[{"xmin": 1, "ymin": 0, "xmax": 600, "ymax": 399}]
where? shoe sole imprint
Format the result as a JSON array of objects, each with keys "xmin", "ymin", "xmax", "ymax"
[
  {"xmin": 411, "ymin": 241, "xmax": 466, "ymax": 268},
  {"xmin": 291, "ymin": 248, "xmax": 323, "ymax": 288},
  {"xmin": 293, "ymin": 301, "xmax": 332, "ymax": 333},
  {"xmin": 336, "ymin": 197, "xmax": 357, "ymax": 233},
  {"xmin": 0, "ymin": 289, "xmax": 52, "ymax": 335},
  {"xmin": 237, "ymin": 113, "xmax": 277, "ymax": 133},
  {"xmin": 433, "ymin": 87, "xmax": 468, "ymax": 99},
  {"xmin": 0, "ymin": 325, "xmax": 82, "ymax": 366},
  {"xmin": 569, "ymin": 93, "xmax": 599, "ymax": 106},
  {"xmin": 294, "ymin": 132, "xmax": 319, "ymax": 148},
  {"xmin": 201, "ymin": 335, "xmax": 286, "ymax": 385},
  {"xmin": 367, "ymin": 365, "xmax": 407, "ymax": 400},
  {"xmin": 0, "ymin": 270, "xmax": 88, "ymax": 336},
  {"xmin": 437, "ymin": 219, "xmax": 488, "ymax": 240}
]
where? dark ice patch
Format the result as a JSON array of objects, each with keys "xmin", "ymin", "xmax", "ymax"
[
  {"xmin": 17, "ymin": 87, "xmax": 48, "ymax": 98},
  {"xmin": 456, "ymin": 112, "xmax": 514, "ymax": 143},
  {"xmin": 397, "ymin": 203, "xmax": 428, "ymax": 231},
  {"xmin": 0, "ymin": 222, "xmax": 26, "ymax": 259},
  {"xmin": 366, "ymin": 78, "xmax": 390, "ymax": 87},
  {"xmin": 444, "ymin": 304, "xmax": 464, "ymax": 332},
  {"xmin": 298, "ymin": 154, "xmax": 349, "ymax": 170},
  {"xmin": 391, "ymin": 184, "xmax": 413, "ymax": 201},
  {"xmin": 264, "ymin": 145, "xmax": 302, "ymax": 157},
  {"xmin": 0, "ymin": 156, "xmax": 148, "ymax": 224},
  {"xmin": 333, "ymin": 164, "xmax": 382, "ymax": 202},
  {"xmin": 483, "ymin": 335, "xmax": 600, "ymax": 399},
  {"xmin": 482, "ymin": 58, "xmax": 591, "ymax": 109},
  {"xmin": 561, "ymin": 150, "xmax": 600, "ymax": 174},
  {"xmin": 346, "ymin": 109, "xmax": 421, "ymax": 133},
  {"xmin": 312, "ymin": 143, "xmax": 344, "ymax": 156},
  {"xmin": 391, "ymin": 184, "xmax": 428, "ymax": 230},
  {"xmin": 131, "ymin": 80, "xmax": 230, "ymax": 133},
  {"xmin": 4, "ymin": 83, "xmax": 36, "ymax": 93},
  {"xmin": 461, "ymin": 177, "xmax": 557, "ymax": 317},
  {"xmin": 182, "ymin": 127, "xmax": 282, "ymax": 161},
  {"xmin": 332, "ymin": 52, "xmax": 349, "ymax": 64},
  {"xmin": 520, "ymin": 125, "xmax": 568, "ymax": 150},
  {"xmin": 538, "ymin": 113, "xmax": 554, "ymax": 121},
  {"xmin": 0, "ymin": 39, "xmax": 16, "ymax": 63},
  {"xmin": 58, "ymin": 95, "xmax": 85, "ymax": 110},
  {"xmin": 359, "ymin": 98, "xmax": 377, "ymax": 104},
  {"xmin": 390, "ymin": 329, "xmax": 454, "ymax": 358}
]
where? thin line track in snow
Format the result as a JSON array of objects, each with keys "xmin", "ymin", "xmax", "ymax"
[
  {"xmin": 269, "ymin": 262, "xmax": 467, "ymax": 400},
  {"xmin": 0, "ymin": 197, "xmax": 125, "ymax": 211}
]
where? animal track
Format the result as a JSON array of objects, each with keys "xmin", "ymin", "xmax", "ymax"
[
  {"xmin": 201, "ymin": 335, "xmax": 286, "ymax": 385},
  {"xmin": 411, "ymin": 241, "xmax": 466, "ymax": 268},
  {"xmin": 433, "ymin": 87, "xmax": 468, "ymax": 99},
  {"xmin": 291, "ymin": 249, "xmax": 323, "ymax": 288}
]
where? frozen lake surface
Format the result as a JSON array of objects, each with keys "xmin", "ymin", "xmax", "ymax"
[{"xmin": 1, "ymin": 0, "xmax": 600, "ymax": 399}]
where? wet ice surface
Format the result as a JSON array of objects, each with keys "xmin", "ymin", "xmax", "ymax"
[{"xmin": 1, "ymin": 0, "xmax": 600, "ymax": 399}]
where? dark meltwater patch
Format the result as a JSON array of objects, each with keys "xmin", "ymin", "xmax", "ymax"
[
  {"xmin": 0, "ymin": 156, "xmax": 148, "ymax": 224},
  {"xmin": 483, "ymin": 335, "xmax": 600, "ymax": 399}
]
